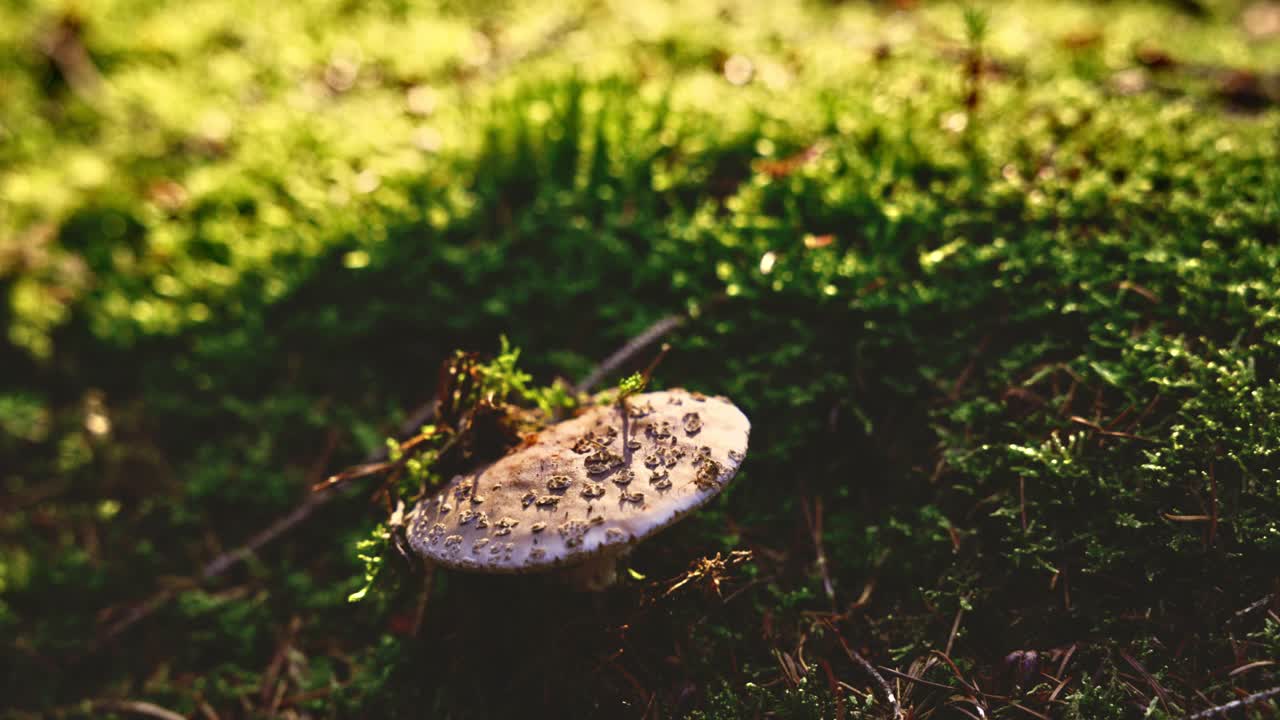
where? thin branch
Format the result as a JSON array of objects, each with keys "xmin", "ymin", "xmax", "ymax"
[
  {"xmin": 930, "ymin": 650, "xmax": 1008, "ymax": 701},
  {"xmin": 195, "ymin": 699, "xmax": 221, "ymax": 720},
  {"xmin": 310, "ymin": 461, "xmax": 395, "ymax": 493},
  {"xmin": 1047, "ymin": 674, "xmax": 1073, "ymax": 704},
  {"xmin": 949, "ymin": 332, "xmax": 993, "ymax": 401},
  {"xmin": 278, "ymin": 686, "xmax": 336, "ymax": 710},
  {"xmin": 801, "ymin": 496, "xmax": 836, "ymax": 609},
  {"xmin": 876, "ymin": 664, "xmax": 956, "ymax": 693},
  {"xmin": 1119, "ymin": 650, "xmax": 1171, "ymax": 715},
  {"xmin": 201, "ymin": 490, "xmax": 333, "ymax": 579},
  {"xmin": 1007, "ymin": 701, "xmax": 1052, "ymax": 720},
  {"xmin": 92, "ymin": 423, "xmax": 370, "ymax": 647},
  {"xmin": 311, "ymin": 424, "xmax": 440, "ymax": 493},
  {"xmin": 1185, "ymin": 685, "xmax": 1280, "ymax": 719},
  {"xmin": 1056, "ymin": 643, "xmax": 1077, "ymax": 679},
  {"xmin": 39, "ymin": 15, "xmax": 104, "ymax": 103},
  {"xmin": 1207, "ymin": 461, "xmax": 1219, "ymax": 547},
  {"xmin": 826, "ymin": 619, "xmax": 903, "ymax": 719},
  {"xmin": 944, "ymin": 605, "xmax": 964, "ymax": 657},
  {"xmin": 89, "ymin": 700, "xmax": 186, "ymax": 720},
  {"xmin": 574, "ymin": 315, "xmax": 685, "ymax": 394},
  {"xmin": 819, "ymin": 657, "xmax": 848, "ymax": 720},
  {"xmin": 259, "ymin": 616, "xmax": 302, "ymax": 710},
  {"xmin": 1233, "ymin": 593, "xmax": 1275, "ymax": 620},
  {"xmin": 1228, "ymin": 660, "xmax": 1276, "ymax": 677},
  {"xmin": 477, "ymin": 13, "xmax": 587, "ymax": 80},
  {"xmin": 93, "ymin": 585, "xmax": 183, "ymax": 648},
  {"xmin": 1124, "ymin": 393, "xmax": 1162, "ymax": 434},
  {"xmin": 1018, "ymin": 476, "xmax": 1028, "ymax": 532},
  {"xmin": 1068, "ymin": 415, "xmax": 1155, "ymax": 443}
]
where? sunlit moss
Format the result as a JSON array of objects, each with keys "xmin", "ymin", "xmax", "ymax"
[{"xmin": 2, "ymin": 0, "xmax": 1280, "ymax": 716}]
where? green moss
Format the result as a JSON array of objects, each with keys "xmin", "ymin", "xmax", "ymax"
[
  {"xmin": 3, "ymin": 0, "xmax": 1280, "ymax": 717},
  {"xmin": 692, "ymin": 677, "xmax": 843, "ymax": 720}
]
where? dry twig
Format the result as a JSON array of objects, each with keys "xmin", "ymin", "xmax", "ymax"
[
  {"xmin": 1120, "ymin": 650, "xmax": 1172, "ymax": 714},
  {"xmin": 259, "ymin": 616, "xmax": 302, "ymax": 712},
  {"xmin": 825, "ymin": 619, "xmax": 903, "ymax": 719},
  {"xmin": 1185, "ymin": 685, "xmax": 1280, "ymax": 719},
  {"xmin": 574, "ymin": 315, "xmax": 685, "ymax": 394},
  {"xmin": 1069, "ymin": 415, "xmax": 1155, "ymax": 443},
  {"xmin": 89, "ymin": 700, "xmax": 186, "ymax": 720},
  {"xmin": 801, "ymin": 496, "xmax": 836, "ymax": 608}
]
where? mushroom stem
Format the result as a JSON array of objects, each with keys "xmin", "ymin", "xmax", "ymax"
[{"xmin": 562, "ymin": 550, "xmax": 625, "ymax": 591}]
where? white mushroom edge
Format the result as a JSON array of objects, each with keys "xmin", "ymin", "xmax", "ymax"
[{"xmin": 405, "ymin": 388, "xmax": 749, "ymax": 584}]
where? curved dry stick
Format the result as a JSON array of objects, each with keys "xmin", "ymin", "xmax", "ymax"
[
  {"xmin": 92, "ymin": 319, "xmax": 689, "ymax": 649},
  {"xmin": 200, "ymin": 492, "xmax": 334, "ymax": 579}
]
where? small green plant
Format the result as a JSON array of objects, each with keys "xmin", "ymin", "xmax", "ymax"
[
  {"xmin": 962, "ymin": 6, "xmax": 990, "ymax": 46},
  {"xmin": 617, "ymin": 371, "xmax": 646, "ymax": 399},
  {"xmin": 474, "ymin": 335, "xmax": 534, "ymax": 404},
  {"xmin": 348, "ymin": 524, "xmax": 390, "ymax": 603},
  {"xmin": 604, "ymin": 343, "xmax": 670, "ymax": 406},
  {"xmin": 346, "ymin": 338, "xmax": 576, "ymax": 603},
  {"xmin": 1062, "ymin": 674, "xmax": 1135, "ymax": 720},
  {"xmin": 455, "ymin": 336, "xmax": 577, "ymax": 417},
  {"xmin": 962, "ymin": 6, "xmax": 990, "ymax": 111}
]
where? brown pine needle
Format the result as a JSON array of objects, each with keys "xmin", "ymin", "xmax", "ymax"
[
  {"xmin": 825, "ymin": 619, "xmax": 902, "ymax": 719},
  {"xmin": 311, "ymin": 460, "xmax": 396, "ymax": 492},
  {"xmin": 1069, "ymin": 415, "xmax": 1154, "ymax": 442}
]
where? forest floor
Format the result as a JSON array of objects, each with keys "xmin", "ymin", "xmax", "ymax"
[{"xmin": 3, "ymin": 0, "xmax": 1280, "ymax": 717}]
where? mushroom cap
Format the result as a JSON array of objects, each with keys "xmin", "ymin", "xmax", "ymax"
[{"xmin": 406, "ymin": 389, "xmax": 750, "ymax": 574}]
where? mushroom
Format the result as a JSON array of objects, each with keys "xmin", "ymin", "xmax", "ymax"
[{"xmin": 405, "ymin": 389, "xmax": 750, "ymax": 590}]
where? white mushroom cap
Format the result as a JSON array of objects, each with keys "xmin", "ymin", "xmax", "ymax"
[{"xmin": 405, "ymin": 389, "xmax": 750, "ymax": 574}]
